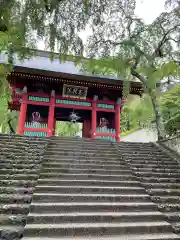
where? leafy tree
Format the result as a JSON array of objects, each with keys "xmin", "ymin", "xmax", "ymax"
[
  {"xmin": 84, "ymin": 5, "xmax": 180, "ymax": 140},
  {"xmin": 0, "ymin": 0, "xmax": 137, "ymax": 122},
  {"xmin": 160, "ymin": 85, "xmax": 180, "ymax": 136},
  {"xmin": 0, "ymin": 0, "xmax": 136, "ymax": 58},
  {"xmin": 121, "ymin": 94, "xmax": 155, "ymax": 133}
]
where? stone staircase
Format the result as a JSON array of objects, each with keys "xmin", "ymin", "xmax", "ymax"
[
  {"xmin": 116, "ymin": 142, "xmax": 180, "ymax": 236},
  {"xmin": 22, "ymin": 137, "xmax": 179, "ymax": 239},
  {"xmin": 0, "ymin": 134, "xmax": 48, "ymax": 240}
]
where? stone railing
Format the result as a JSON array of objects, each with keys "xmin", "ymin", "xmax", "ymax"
[{"xmin": 159, "ymin": 134, "xmax": 180, "ymax": 156}]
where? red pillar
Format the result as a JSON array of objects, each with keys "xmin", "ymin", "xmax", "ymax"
[
  {"xmin": 53, "ymin": 119, "xmax": 56, "ymax": 136},
  {"xmin": 115, "ymin": 103, "xmax": 121, "ymax": 142},
  {"xmin": 91, "ymin": 99, "xmax": 97, "ymax": 139},
  {"xmin": 47, "ymin": 90, "xmax": 55, "ymax": 137},
  {"xmin": 17, "ymin": 87, "xmax": 28, "ymax": 135}
]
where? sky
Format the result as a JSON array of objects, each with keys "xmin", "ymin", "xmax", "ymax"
[
  {"xmin": 135, "ymin": 0, "xmax": 166, "ymax": 24},
  {"xmin": 38, "ymin": 0, "xmax": 166, "ymax": 50}
]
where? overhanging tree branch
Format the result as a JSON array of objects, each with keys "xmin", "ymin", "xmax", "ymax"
[{"xmin": 153, "ymin": 24, "xmax": 180, "ymax": 58}]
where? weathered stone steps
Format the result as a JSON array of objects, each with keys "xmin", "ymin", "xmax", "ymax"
[
  {"xmin": 116, "ymin": 142, "xmax": 180, "ymax": 235},
  {"xmin": 32, "ymin": 193, "xmax": 151, "ymax": 203},
  {"xmin": 0, "ymin": 174, "xmax": 39, "ymax": 180},
  {"xmin": 23, "ymin": 221, "xmax": 173, "ymax": 237},
  {"xmin": 41, "ymin": 167, "xmax": 133, "ymax": 175},
  {"xmin": 39, "ymin": 172, "xmax": 137, "ymax": 181},
  {"xmin": 22, "ymin": 234, "xmax": 180, "ymax": 240},
  {"xmin": 27, "ymin": 211, "xmax": 167, "ymax": 223},
  {"xmin": 42, "ymin": 162, "xmax": 127, "ymax": 169},
  {"xmin": 34, "ymin": 185, "xmax": 146, "ymax": 194},
  {"xmin": 0, "ymin": 134, "xmax": 48, "ymax": 240},
  {"xmin": 0, "ymin": 194, "xmax": 32, "ymax": 204},
  {"xmin": 37, "ymin": 179, "xmax": 141, "ymax": 187},
  {"xmin": 23, "ymin": 138, "xmax": 179, "ymax": 239}
]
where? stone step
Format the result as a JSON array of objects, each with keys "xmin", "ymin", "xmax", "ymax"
[
  {"xmin": 0, "ymin": 169, "xmax": 39, "ymax": 175},
  {"xmin": 124, "ymin": 154, "xmax": 172, "ymax": 159},
  {"xmin": 44, "ymin": 154, "xmax": 121, "ymax": 160},
  {"xmin": 37, "ymin": 179, "xmax": 141, "ymax": 187},
  {"xmin": 47, "ymin": 143, "xmax": 111, "ymax": 148},
  {"xmin": 33, "ymin": 193, "xmax": 151, "ymax": 203},
  {"xmin": 27, "ymin": 211, "xmax": 166, "ymax": 224},
  {"xmin": 171, "ymin": 222, "xmax": 180, "ymax": 234},
  {"xmin": 46, "ymin": 149, "xmax": 116, "ymax": 155},
  {"xmin": 0, "ymin": 187, "xmax": 34, "ymax": 195},
  {"xmin": 0, "ymin": 194, "xmax": 32, "ymax": 204},
  {"xmin": 44, "ymin": 158, "xmax": 123, "ymax": 165},
  {"xmin": 118, "ymin": 142, "xmax": 154, "ymax": 146},
  {"xmin": 47, "ymin": 145, "xmax": 113, "ymax": 151},
  {"xmin": 0, "ymin": 149, "xmax": 44, "ymax": 155},
  {"xmin": 0, "ymin": 174, "xmax": 38, "ymax": 180},
  {"xmin": 0, "ymin": 163, "xmax": 41, "ymax": 169},
  {"xmin": 0, "ymin": 155, "xmax": 43, "ymax": 160},
  {"xmin": 0, "ymin": 145, "xmax": 46, "ymax": 150},
  {"xmin": 23, "ymin": 221, "xmax": 172, "ymax": 237},
  {"xmin": 0, "ymin": 135, "xmax": 47, "ymax": 142},
  {"xmin": 128, "ymin": 159, "xmax": 177, "ymax": 165},
  {"xmin": 0, "ymin": 203, "xmax": 29, "ymax": 214},
  {"xmin": 136, "ymin": 172, "xmax": 180, "ymax": 178},
  {"xmin": 152, "ymin": 196, "xmax": 180, "ymax": 204},
  {"xmin": 141, "ymin": 177, "xmax": 180, "ymax": 183},
  {"xmin": 166, "ymin": 212, "xmax": 180, "ymax": 222},
  {"xmin": 143, "ymin": 182, "xmax": 180, "ymax": 189},
  {"xmin": 131, "ymin": 164, "xmax": 180, "ymax": 169},
  {"xmin": 30, "ymin": 202, "xmax": 157, "ymax": 213},
  {"xmin": 0, "ymin": 225, "xmax": 24, "ymax": 239},
  {"xmin": 0, "ymin": 214, "xmax": 26, "ymax": 225},
  {"xmin": 39, "ymin": 172, "xmax": 137, "ymax": 181},
  {"xmin": 49, "ymin": 137, "xmax": 111, "ymax": 144},
  {"xmin": 119, "ymin": 151, "xmax": 164, "ymax": 156},
  {"xmin": 35, "ymin": 185, "xmax": 145, "ymax": 195},
  {"xmin": 44, "ymin": 155, "xmax": 121, "ymax": 160},
  {"xmin": 42, "ymin": 162, "xmax": 128, "ymax": 170},
  {"xmin": 118, "ymin": 148, "xmax": 158, "ymax": 152},
  {"xmin": 47, "ymin": 145, "xmax": 114, "ymax": 151},
  {"xmin": 0, "ymin": 160, "xmax": 41, "ymax": 165},
  {"xmin": 0, "ymin": 141, "xmax": 46, "ymax": 146},
  {"xmin": 158, "ymin": 204, "xmax": 180, "ymax": 212},
  {"xmin": 0, "ymin": 180, "xmax": 36, "ymax": 187},
  {"xmin": 118, "ymin": 143, "xmax": 155, "ymax": 147},
  {"xmin": 132, "ymin": 167, "xmax": 180, "ymax": 173},
  {"xmin": 148, "ymin": 188, "xmax": 180, "ymax": 196},
  {"xmin": 41, "ymin": 167, "xmax": 132, "ymax": 175},
  {"xmin": 22, "ymin": 233, "xmax": 180, "ymax": 240}
]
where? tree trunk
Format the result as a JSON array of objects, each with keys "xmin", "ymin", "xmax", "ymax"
[{"xmin": 150, "ymin": 94, "xmax": 163, "ymax": 141}]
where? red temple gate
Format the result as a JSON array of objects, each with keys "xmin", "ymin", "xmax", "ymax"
[{"xmin": 6, "ymin": 51, "xmax": 142, "ymax": 142}]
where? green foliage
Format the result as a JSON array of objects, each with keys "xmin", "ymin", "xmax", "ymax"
[
  {"xmin": 1, "ymin": 0, "xmax": 135, "ymax": 56},
  {"xmin": 0, "ymin": 97, "xmax": 18, "ymax": 133},
  {"xmin": 121, "ymin": 95, "xmax": 155, "ymax": 133},
  {"xmin": 0, "ymin": 0, "xmax": 137, "ymax": 99},
  {"xmin": 55, "ymin": 121, "xmax": 81, "ymax": 137},
  {"xmin": 160, "ymin": 85, "xmax": 180, "ymax": 136},
  {"xmin": 0, "ymin": 98, "xmax": 8, "ymax": 126}
]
